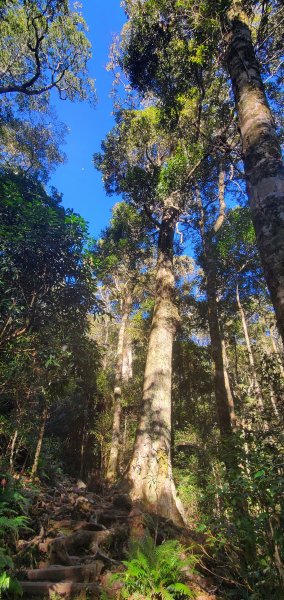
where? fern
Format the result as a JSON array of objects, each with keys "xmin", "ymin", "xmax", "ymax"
[
  {"xmin": 0, "ymin": 515, "xmax": 29, "ymax": 533},
  {"xmin": 112, "ymin": 534, "xmax": 196, "ymax": 599},
  {"xmin": 0, "ymin": 572, "xmax": 22, "ymax": 599},
  {"xmin": 0, "ymin": 476, "xmax": 31, "ymax": 598},
  {"xmin": 0, "ymin": 548, "xmax": 14, "ymax": 570}
]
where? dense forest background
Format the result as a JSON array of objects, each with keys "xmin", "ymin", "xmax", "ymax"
[{"xmin": 0, "ymin": 1, "xmax": 284, "ymax": 599}]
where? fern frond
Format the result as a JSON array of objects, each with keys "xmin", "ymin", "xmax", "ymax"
[{"xmin": 167, "ymin": 582, "xmax": 195, "ymax": 597}]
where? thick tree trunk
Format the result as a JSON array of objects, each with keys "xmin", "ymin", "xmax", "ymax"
[
  {"xmin": 236, "ymin": 284, "xmax": 264, "ymax": 409},
  {"xmin": 106, "ymin": 293, "xmax": 132, "ymax": 483},
  {"xmin": 206, "ymin": 253, "xmax": 236, "ymax": 434},
  {"xmin": 127, "ymin": 209, "xmax": 185, "ymax": 525},
  {"xmin": 122, "ymin": 337, "xmax": 133, "ymax": 381},
  {"xmin": 226, "ymin": 7, "xmax": 284, "ymax": 343},
  {"xmin": 31, "ymin": 406, "xmax": 48, "ymax": 478}
]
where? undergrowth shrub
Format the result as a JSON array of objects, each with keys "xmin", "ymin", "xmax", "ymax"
[
  {"xmin": 110, "ymin": 534, "xmax": 196, "ymax": 599},
  {"xmin": 0, "ymin": 474, "xmax": 31, "ymax": 598}
]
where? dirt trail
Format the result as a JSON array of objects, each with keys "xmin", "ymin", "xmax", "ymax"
[{"xmin": 15, "ymin": 476, "xmax": 218, "ymax": 599}]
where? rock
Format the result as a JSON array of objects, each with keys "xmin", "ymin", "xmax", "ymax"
[{"xmin": 76, "ymin": 480, "xmax": 87, "ymax": 490}]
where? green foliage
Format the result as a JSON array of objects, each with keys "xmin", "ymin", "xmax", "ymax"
[
  {"xmin": 0, "ymin": 0, "xmax": 95, "ymax": 103},
  {"xmin": 193, "ymin": 426, "xmax": 284, "ymax": 598},
  {"xmin": 0, "ymin": 171, "xmax": 100, "ymax": 479},
  {"xmin": 112, "ymin": 535, "xmax": 195, "ymax": 599},
  {"xmin": 217, "ymin": 207, "xmax": 256, "ymax": 261},
  {"xmin": 0, "ymin": 572, "xmax": 22, "ymax": 599},
  {"xmin": 0, "ymin": 477, "xmax": 32, "ymax": 599},
  {"xmin": 0, "ymin": 105, "xmax": 67, "ymax": 182},
  {"xmin": 158, "ymin": 148, "xmax": 189, "ymax": 199}
]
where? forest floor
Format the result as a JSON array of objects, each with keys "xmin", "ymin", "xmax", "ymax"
[{"xmin": 13, "ymin": 474, "xmax": 220, "ymax": 599}]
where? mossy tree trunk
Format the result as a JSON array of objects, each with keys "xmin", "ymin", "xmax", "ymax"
[{"xmin": 226, "ymin": 5, "xmax": 284, "ymax": 344}]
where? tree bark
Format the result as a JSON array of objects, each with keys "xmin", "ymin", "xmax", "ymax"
[
  {"xmin": 270, "ymin": 323, "xmax": 284, "ymax": 378},
  {"xmin": 196, "ymin": 174, "xmax": 237, "ymax": 435},
  {"xmin": 236, "ymin": 284, "xmax": 264, "ymax": 409},
  {"xmin": 122, "ymin": 337, "xmax": 133, "ymax": 381},
  {"xmin": 79, "ymin": 425, "xmax": 86, "ymax": 480},
  {"xmin": 206, "ymin": 253, "xmax": 237, "ymax": 434},
  {"xmin": 9, "ymin": 429, "xmax": 18, "ymax": 473},
  {"xmin": 106, "ymin": 293, "xmax": 132, "ymax": 483},
  {"xmin": 127, "ymin": 208, "xmax": 185, "ymax": 525},
  {"xmin": 221, "ymin": 336, "xmax": 237, "ymax": 428},
  {"xmin": 226, "ymin": 6, "xmax": 284, "ymax": 344},
  {"xmin": 31, "ymin": 406, "xmax": 48, "ymax": 478}
]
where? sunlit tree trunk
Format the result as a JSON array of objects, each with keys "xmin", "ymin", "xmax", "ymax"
[
  {"xmin": 221, "ymin": 337, "xmax": 237, "ymax": 425},
  {"xmin": 31, "ymin": 406, "xmax": 48, "ymax": 478},
  {"xmin": 106, "ymin": 293, "xmax": 132, "ymax": 483},
  {"xmin": 236, "ymin": 284, "xmax": 264, "ymax": 409},
  {"xmin": 270, "ymin": 323, "xmax": 284, "ymax": 378},
  {"xmin": 226, "ymin": 5, "xmax": 284, "ymax": 344},
  {"xmin": 269, "ymin": 389, "xmax": 279, "ymax": 418},
  {"xmin": 9, "ymin": 429, "xmax": 18, "ymax": 473},
  {"xmin": 122, "ymin": 336, "xmax": 133, "ymax": 381},
  {"xmin": 127, "ymin": 207, "xmax": 185, "ymax": 525}
]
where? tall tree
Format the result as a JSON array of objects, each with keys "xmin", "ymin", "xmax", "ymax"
[
  {"xmin": 95, "ymin": 106, "xmax": 199, "ymax": 522},
  {"xmin": 120, "ymin": 0, "xmax": 284, "ymax": 343},
  {"xmin": 92, "ymin": 202, "xmax": 152, "ymax": 483},
  {"xmin": 195, "ymin": 169, "xmax": 237, "ymax": 436}
]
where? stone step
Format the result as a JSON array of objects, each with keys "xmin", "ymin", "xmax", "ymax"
[
  {"xmin": 26, "ymin": 561, "xmax": 104, "ymax": 582},
  {"xmin": 20, "ymin": 580, "xmax": 100, "ymax": 597}
]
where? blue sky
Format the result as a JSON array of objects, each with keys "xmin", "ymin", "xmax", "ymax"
[{"xmin": 49, "ymin": 1, "xmax": 126, "ymax": 238}]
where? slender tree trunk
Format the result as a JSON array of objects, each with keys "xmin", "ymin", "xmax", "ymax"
[
  {"xmin": 9, "ymin": 429, "xmax": 18, "ymax": 473},
  {"xmin": 31, "ymin": 406, "xmax": 48, "ymax": 478},
  {"xmin": 127, "ymin": 208, "xmax": 185, "ymax": 525},
  {"xmin": 226, "ymin": 6, "xmax": 284, "ymax": 343},
  {"xmin": 270, "ymin": 324, "xmax": 284, "ymax": 378},
  {"xmin": 206, "ymin": 253, "xmax": 237, "ymax": 434},
  {"xmin": 196, "ymin": 173, "xmax": 237, "ymax": 434},
  {"xmin": 269, "ymin": 389, "xmax": 279, "ymax": 418},
  {"xmin": 79, "ymin": 425, "xmax": 86, "ymax": 480},
  {"xmin": 123, "ymin": 414, "xmax": 128, "ymax": 453},
  {"xmin": 106, "ymin": 293, "xmax": 132, "ymax": 483},
  {"xmin": 221, "ymin": 334, "xmax": 237, "ymax": 429},
  {"xmin": 236, "ymin": 284, "xmax": 264, "ymax": 409},
  {"xmin": 269, "ymin": 517, "xmax": 284, "ymax": 588}
]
